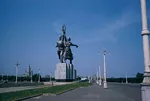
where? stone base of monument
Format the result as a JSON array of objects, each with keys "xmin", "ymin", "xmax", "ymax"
[{"xmin": 55, "ymin": 63, "xmax": 77, "ymax": 82}]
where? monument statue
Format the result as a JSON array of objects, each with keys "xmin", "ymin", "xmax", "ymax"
[
  {"xmin": 56, "ymin": 25, "xmax": 67, "ymax": 63},
  {"xmin": 56, "ymin": 25, "xmax": 78, "ymax": 64},
  {"xmin": 55, "ymin": 25, "xmax": 78, "ymax": 82},
  {"xmin": 63, "ymin": 37, "xmax": 78, "ymax": 64}
]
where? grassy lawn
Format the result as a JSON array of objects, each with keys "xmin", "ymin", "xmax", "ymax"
[{"xmin": 0, "ymin": 82, "xmax": 92, "ymax": 101}]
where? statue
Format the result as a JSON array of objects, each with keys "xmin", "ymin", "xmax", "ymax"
[
  {"xmin": 55, "ymin": 25, "xmax": 78, "ymax": 82},
  {"xmin": 56, "ymin": 25, "xmax": 67, "ymax": 63},
  {"xmin": 63, "ymin": 37, "xmax": 78, "ymax": 64},
  {"xmin": 56, "ymin": 25, "xmax": 78, "ymax": 64}
]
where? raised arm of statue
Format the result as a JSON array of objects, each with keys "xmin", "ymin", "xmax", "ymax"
[{"xmin": 71, "ymin": 43, "xmax": 78, "ymax": 48}]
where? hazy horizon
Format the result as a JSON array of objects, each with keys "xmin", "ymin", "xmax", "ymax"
[{"xmin": 0, "ymin": 0, "xmax": 150, "ymax": 77}]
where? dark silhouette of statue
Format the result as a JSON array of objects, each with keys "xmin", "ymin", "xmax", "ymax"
[
  {"xmin": 63, "ymin": 37, "xmax": 78, "ymax": 64},
  {"xmin": 56, "ymin": 25, "xmax": 67, "ymax": 63},
  {"xmin": 56, "ymin": 25, "xmax": 78, "ymax": 64}
]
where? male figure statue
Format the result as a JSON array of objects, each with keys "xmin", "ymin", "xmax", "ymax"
[{"xmin": 56, "ymin": 25, "xmax": 67, "ymax": 63}]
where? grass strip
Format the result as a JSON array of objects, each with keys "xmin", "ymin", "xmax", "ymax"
[{"xmin": 0, "ymin": 82, "xmax": 92, "ymax": 101}]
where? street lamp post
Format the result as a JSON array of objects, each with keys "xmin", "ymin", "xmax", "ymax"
[
  {"xmin": 50, "ymin": 72, "xmax": 51, "ymax": 82},
  {"xmin": 1, "ymin": 74, "xmax": 3, "ymax": 81},
  {"xmin": 15, "ymin": 62, "xmax": 20, "ymax": 83},
  {"xmin": 103, "ymin": 50, "xmax": 108, "ymax": 89},
  {"xmin": 96, "ymin": 71, "xmax": 98, "ymax": 84},
  {"xmin": 140, "ymin": 0, "xmax": 150, "ymax": 101},
  {"xmin": 28, "ymin": 64, "xmax": 33, "ymax": 83},
  {"xmin": 7, "ymin": 73, "xmax": 8, "ymax": 82},
  {"xmin": 30, "ymin": 69, "xmax": 33, "ymax": 83},
  {"xmin": 126, "ymin": 72, "xmax": 128, "ymax": 84},
  {"xmin": 88, "ymin": 76, "xmax": 91, "ymax": 83},
  {"xmin": 99, "ymin": 66, "xmax": 102, "ymax": 86},
  {"xmin": 38, "ymin": 69, "xmax": 40, "ymax": 83}
]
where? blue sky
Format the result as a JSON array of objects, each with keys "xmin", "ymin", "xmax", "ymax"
[{"xmin": 0, "ymin": 0, "xmax": 150, "ymax": 77}]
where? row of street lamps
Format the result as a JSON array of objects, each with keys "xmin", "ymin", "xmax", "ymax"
[
  {"xmin": 0, "ymin": 74, "xmax": 8, "ymax": 81},
  {"xmin": 1, "ymin": 63, "xmax": 53, "ymax": 84},
  {"xmin": 96, "ymin": 50, "xmax": 109, "ymax": 88},
  {"xmin": 14, "ymin": 62, "xmax": 41, "ymax": 83},
  {"xmin": 96, "ymin": 49, "xmax": 128, "ymax": 88},
  {"xmin": 95, "ymin": 0, "xmax": 150, "ymax": 101}
]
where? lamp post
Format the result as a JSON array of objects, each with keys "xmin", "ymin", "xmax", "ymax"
[
  {"xmin": 103, "ymin": 50, "xmax": 107, "ymax": 88},
  {"xmin": 88, "ymin": 76, "xmax": 91, "ymax": 83},
  {"xmin": 31, "ymin": 70, "xmax": 33, "ymax": 83},
  {"xmin": 99, "ymin": 66, "xmax": 102, "ymax": 86},
  {"xmin": 38, "ymin": 69, "xmax": 40, "ymax": 83},
  {"xmin": 96, "ymin": 71, "xmax": 98, "ymax": 84},
  {"xmin": 1, "ymin": 74, "xmax": 3, "ymax": 81},
  {"xmin": 126, "ymin": 72, "xmax": 128, "ymax": 84},
  {"xmin": 97, "ymin": 52, "xmax": 101, "ymax": 86},
  {"xmin": 7, "ymin": 73, "xmax": 8, "ymax": 82},
  {"xmin": 98, "ymin": 50, "xmax": 109, "ymax": 88},
  {"xmin": 15, "ymin": 62, "xmax": 20, "ymax": 83},
  {"xmin": 28, "ymin": 64, "xmax": 33, "ymax": 83},
  {"xmin": 140, "ymin": 0, "xmax": 150, "ymax": 101},
  {"xmin": 50, "ymin": 72, "xmax": 52, "ymax": 82}
]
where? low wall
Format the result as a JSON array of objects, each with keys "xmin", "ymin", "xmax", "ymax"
[{"xmin": 43, "ymin": 81, "xmax": 73, "ymax": 86}]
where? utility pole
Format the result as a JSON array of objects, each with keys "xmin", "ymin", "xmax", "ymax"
[{"xmin": 14, "ymin": 62, "xmax": 20, "ymax": 83}]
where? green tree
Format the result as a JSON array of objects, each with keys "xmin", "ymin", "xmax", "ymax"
[
  {"xmin": 136, "ymin": 72, "xmax": 143, "ymax": 83},
  {"xmin": 32, "ymin": 74, "xmax": 41, "ymax": 82}
]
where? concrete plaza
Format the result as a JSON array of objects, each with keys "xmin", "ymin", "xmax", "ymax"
[{"xmin": 25, "ymin": 83, "xmax": 141, "ymax": 101}]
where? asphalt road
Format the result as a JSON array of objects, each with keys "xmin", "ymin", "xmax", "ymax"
[
  {"xmin": 25, "ymin": 83, "xmax": 141, "ymax": 101},
  {"xmin": 108, "ymin": 83, "xmax": 141, "ymax": 101}
]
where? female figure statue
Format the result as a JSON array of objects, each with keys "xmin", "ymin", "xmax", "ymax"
[{"xmin": 63, "ymin": 37, "xmax": 78, "ymax": 64}]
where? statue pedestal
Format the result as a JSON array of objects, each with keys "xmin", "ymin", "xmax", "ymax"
[
  {"xmin": 55, "ymin": 63, "xmax": 68, "ymax": 82},
  {"xmin": 73, "ymin": 68, "xmax": 77, "ymax": 81},
  {"xmin": 69, "ymin": 64, "xmax": 73, "ymax": 81},
  {"xmin": 55, "ymin": 63, "xmax": 77, "ymax": 82}
]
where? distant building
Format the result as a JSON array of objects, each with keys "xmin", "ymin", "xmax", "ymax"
[
  {"xmin": 24, "ymin": 65, "xmax": 31, "ymax": 76},
  {"xmin": 81, "ymin": 77, "xmax": 87, "ymax": 81}
]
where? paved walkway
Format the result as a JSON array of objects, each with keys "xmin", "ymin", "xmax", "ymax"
[{"xmin": 26, "ymin": 84, "xmax": 137, "ymax": 101}]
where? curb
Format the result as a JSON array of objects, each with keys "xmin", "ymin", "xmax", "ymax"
[
  {"xmin": 14, "ymin": 88, "xmax": 76, "ymax": 101},
  {"xmin": 14, "ymin": 85, "xmax": 89, "ymax": 100},
  {"xmin": 15, "ymin": 94, "xmax": 43, "ymax": 101},
  {"xmin": 55, "ymin": 88, "xmax": 76, "ymax": 95}
]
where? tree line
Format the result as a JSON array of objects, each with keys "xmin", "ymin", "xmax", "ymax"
[
  {"xmin": 0, "ymin": 74, "xmax": 82, "ymax": 82},
  {"xmin": 107, "ymin": 72, "xmax": 143, "ymax": 83}
]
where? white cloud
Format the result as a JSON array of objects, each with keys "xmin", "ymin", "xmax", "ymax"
[
  {"xmin": 74, "ymin": 9, "xmax": 140, "ymax": 44},
  {"xmin": 52, "ymin": 8, "xmax": 140, "ymax": 45}
]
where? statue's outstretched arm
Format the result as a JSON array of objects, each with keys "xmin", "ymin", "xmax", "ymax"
[{"xmin": 71, "ymin": 43, "xmax": 78, "ymax": 48}]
